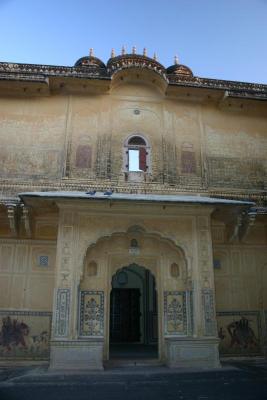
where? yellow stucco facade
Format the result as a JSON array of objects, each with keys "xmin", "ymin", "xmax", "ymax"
[{"xmin": 0, "ymin": 51, "xmax": 266, "ymax": 369}]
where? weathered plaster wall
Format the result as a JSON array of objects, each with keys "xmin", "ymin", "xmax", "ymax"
[
  {"xmin": 213, "ymin": 245, "xmax": 267, "ymax": 311},
  {"xmin": 0, "ymin": 240, "xmax": 56, "ymax": 310},
  {"xmin": 0, "ymin": 96, "xmax": 67, "ymax": 180},
  {"xmin": 0, "ymin": 82, "xmax": 266, "ymax": 194},
  {"xmin": 203, "ymin": 106, "xmax": 267, "ymax": 190}
]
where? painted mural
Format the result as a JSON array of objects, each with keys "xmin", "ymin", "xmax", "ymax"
[
  {"xmin": 0, "ymin": 311, "xmax": 51, "ymax": 359},
  {"xmin": 217, "ymin": 312, "xmax": 261, "ymax": 356}
]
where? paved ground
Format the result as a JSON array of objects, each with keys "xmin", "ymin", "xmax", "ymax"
[{"xmin": 0, "ymin": 359, "xmax": 266, "ymax": 400}]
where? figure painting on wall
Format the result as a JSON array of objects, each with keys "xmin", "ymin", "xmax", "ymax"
[
  {"xmin": 0, "ymin": 317, "xmax": 30, "ymax": 351},
  {"xmin": 217, "ymin": 313, "xmax": 261, "ymax": 356},
  {"xmin": 227, "ymin": 316, "xmax": 258, "ymax": 348},
  {"xmin": 0, "ymin": 312, "xmax": 51, "ymax": 359}
]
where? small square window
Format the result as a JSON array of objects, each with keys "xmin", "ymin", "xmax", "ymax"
[
  {"xmin": 213, "ymin": 259, "xmax": 221, "ymax": 269},
  {"xmin": 39, "ymin": 255, "xmax": 49, "ymax": 267}
]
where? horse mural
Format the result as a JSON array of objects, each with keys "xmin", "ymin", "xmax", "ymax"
[
  {"xmin": 217, "ymin": 313, "xmax": 262, "ymax": 356},
  {"xmin": 227, "ymin": 316, "xmax": 258, "ymax": 349},
  {"xmin": 0, "ymin": 316, "xmax": 30, "ymax": 352},
  {"xmin": 0, "ymin": 315, "xmax": 50, "ymax": 358}
]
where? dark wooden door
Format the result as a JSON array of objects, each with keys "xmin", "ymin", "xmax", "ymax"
[{"xmin": 110, "ymin": 289, "xmax": 141, "ymax": 342}]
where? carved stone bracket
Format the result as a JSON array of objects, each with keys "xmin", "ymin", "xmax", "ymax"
[
  {"xmin": 239, "ymin": 211, "xmax": 257, "ymax": 242},
  {"xmin": 7, "ymin": 204, "xmax": 17, "ymax": 237},
  {"xmin": 21, "ymin": 205, "xmax": 32, "ymax": 238},
  {"xmin": 228, "ymin": 210, "xmax": 257, "ymax": 243},
  {"xmin": 228, "ymin": 214, "xmax": 243, "ymax": 243}
]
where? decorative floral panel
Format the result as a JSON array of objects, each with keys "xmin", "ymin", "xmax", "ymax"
[
  {"xmin": 164, "ymin": 291, "xmax": 187, "ymax": 335},
  {"xmin": 79, "ymin": 291, "xmax": 104, "ymax": 337}
]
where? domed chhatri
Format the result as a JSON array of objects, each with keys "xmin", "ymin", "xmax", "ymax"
[
  {"xmin": 107, "ymin": 46, "xmax": 167, "ymax": 79},
  {"xmin": 166, "ymin": 55, "xmax": 193, "ymax": 77},
  {"xmin": 74, "ymin": 48, "xmax": 106, "ymax": 69},
  {"xmin": 74, "ymin": 48, "xmax": 194, "ymax": 80}
]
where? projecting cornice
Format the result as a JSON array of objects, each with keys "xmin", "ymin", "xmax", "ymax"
[{"xmin": 0, "ymin": 55, "xmax": 266, "ymax": 100}]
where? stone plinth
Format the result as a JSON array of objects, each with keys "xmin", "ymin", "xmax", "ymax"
[
  {"xmin": 50, "ymin": 339, "xmax": 104, "ymax": 370},
  {"xmin": 165, "ymin": 337, "xmax": 221, "ymax": 369}
]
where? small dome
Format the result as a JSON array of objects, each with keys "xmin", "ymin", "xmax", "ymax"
[
  {"xmin": 167, "ymin": 63, "xmax": 193, "ymax": 78},
  {"xmin": 74, "ymin": 56, "xmax": 106, "ymax": 69}
]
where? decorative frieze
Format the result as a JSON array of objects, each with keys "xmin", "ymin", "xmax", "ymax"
[
  {"xmin": 54, "ymin": 288, "xmax": 71, "ymax": 338},
  {"xmin": 58, "ymin": 220, "xmax": 75, "ymax": 287},
  {"xmin": 198, "ymin": 230, "xmax": 210, "ymax": 273},
  {"xmin": 61, "ymin": 226, "xmax": 73, "ymax": 271},
  {"xmin": 186, "ymin": 290, "xmax": 194, "ymax": 335},
  {"xmin": 79, "ymin": 291, "xmax": 104, "ymax": 337},
  {"xmin": 202, "ymin": 289, "xmax": 216, "ymax": 336}
]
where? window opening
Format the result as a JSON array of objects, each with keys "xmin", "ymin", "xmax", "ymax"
[
  {"xmin": 129, "ymin": 149, "xmax": 140, "ymax": 171},
  {"xmin": 126, "ymin": 135, "xmax": 148, "ymax": 172}
]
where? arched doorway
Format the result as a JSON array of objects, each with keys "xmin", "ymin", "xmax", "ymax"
[{"xmin": 109, "ymin": 264, "xmax": 158, "ymax": 360}]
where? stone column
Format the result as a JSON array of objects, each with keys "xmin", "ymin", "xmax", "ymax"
[{"xmin": 50, "ymin": 209, "xmax": 103, "ymax": 370}]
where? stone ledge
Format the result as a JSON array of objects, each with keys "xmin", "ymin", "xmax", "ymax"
[
  {"xmin": 50, "ymin": 339, "xmax": 104, "ymax": 371},
  {"xmin": 165, "ymin": 337, "xmax": 221, "ymax": 369}
]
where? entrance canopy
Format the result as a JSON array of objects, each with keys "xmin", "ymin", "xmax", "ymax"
[
  {"xmin": 18, "ymin": 192, "xmax": 254, "ymax": 233},
  {"xmin": 19, "ymin": 190, "xmax": 254, "ymax": 206}
]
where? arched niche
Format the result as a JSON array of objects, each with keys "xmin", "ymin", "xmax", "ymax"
[
  {"xmin": 79, "ymin": 227, "xmax": 190, "ymax": 290},
  {"xmin": 78, "ymin": 228, "xmax": 192, "ymax": 362}
]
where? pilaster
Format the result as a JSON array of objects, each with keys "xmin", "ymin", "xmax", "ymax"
[
  {"xmin": 50, "ymin": 209, "xmax": 104, "ymax": 370},
  {"xmin": 170, "ymin": 213, "xmax": 221, "ymax": 368},
  {"xmin": 196, "ymin": 215, "xmax": 218, "ymax": 338}
]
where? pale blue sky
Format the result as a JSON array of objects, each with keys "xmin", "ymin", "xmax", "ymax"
[{"xmin": 0, "ymin": 0, "xmax": 266, "ymax": 83}]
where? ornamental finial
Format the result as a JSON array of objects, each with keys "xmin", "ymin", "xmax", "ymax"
[
  {"xmin": 89, "ymin": 48, "xmax": 94, "ymax": 57},
  {"xmin": 132, "ymin": 46, "xmax": 137, "ymax": 54},
  {"xmin": 143, "ymin": 48, "xmax": 147, "ymax": 56},
  {"xmin": 111, "ymin": 48, "xmax": 115, "ymax": 58},
  {"xmin": 153, "ymin": 52, "xmax": 158, "ymax": 61},
  {"xmin": 174, "ymin": 55, "xmax": 179, "ymax": 65},
  {"xmin": 122, "ymin": 45, "xmax": 126, "ymax": 55}
]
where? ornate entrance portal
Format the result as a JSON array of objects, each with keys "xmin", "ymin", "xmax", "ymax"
[
  {"xmin": 49, "ymin": 215, "xmax": 221, "ymax": 371},
  {"xmin": 109, "ymin": 265, "xmax": 158, "ymax": 359}
]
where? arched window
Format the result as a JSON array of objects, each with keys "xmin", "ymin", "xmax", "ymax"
[{"xmin": 125, "ymin": 135, "xmax": 149, "ymax": 172}]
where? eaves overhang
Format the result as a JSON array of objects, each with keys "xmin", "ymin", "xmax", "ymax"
[{"xmin": 19, "ymin": 191, "xmax": 254, "ymax": 208}]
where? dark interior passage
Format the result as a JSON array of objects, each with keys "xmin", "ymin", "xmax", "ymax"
[
  {"xmin": 110, "ymin": 288, "xmax": 141, "ymax": 343},
  {"xmin": 109, "ymin": 264, "xmax": 158, "ymax": 359}
]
